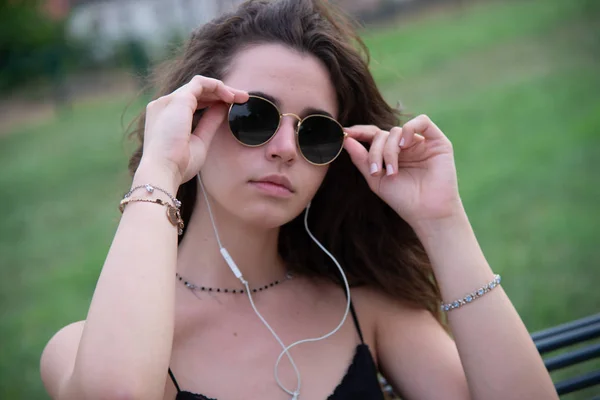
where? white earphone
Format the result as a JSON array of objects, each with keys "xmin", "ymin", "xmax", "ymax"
[{"xmin": 196, "ymin": 172, "xmax": 351, "ymax": 400}]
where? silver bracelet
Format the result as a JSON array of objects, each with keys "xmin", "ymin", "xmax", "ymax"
[
  {"xmin": 123, "ymin": 184, "xmax": 181, "ymax": 208},
  {"xmin": 441, "ymin": 274, "xmax": 501, "ymax": 312}
]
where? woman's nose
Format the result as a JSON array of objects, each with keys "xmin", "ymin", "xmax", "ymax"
[{"xmin": 264, "ymin": 115, "xmax": 299, "ymax": 164}]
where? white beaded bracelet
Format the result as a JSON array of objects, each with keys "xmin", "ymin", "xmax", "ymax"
[{"xmin": 441, "ymin": 274, "xmax": 502, "ymax": 312}]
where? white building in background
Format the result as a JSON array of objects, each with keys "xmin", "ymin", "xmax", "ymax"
[
  {"xmin": 66, "ymin": 0, "xmax": 414, "ymax": 60},
  {"xmin": 67, "ymin": 0, "xmax": 244, "ymax": 60}
]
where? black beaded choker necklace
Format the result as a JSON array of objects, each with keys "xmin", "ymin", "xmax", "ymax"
[{"xmin": 175, "ymin": 271, "xmax": 293, "ymax": 294}]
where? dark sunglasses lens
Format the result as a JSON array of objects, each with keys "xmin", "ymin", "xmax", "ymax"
[
  {"xmin": 298, "ymin": 116, "xmax": 344, "ymax": 164},
  {"xmin": 229, "ymin": 97, "xmax": 280, "ymax": 146}
]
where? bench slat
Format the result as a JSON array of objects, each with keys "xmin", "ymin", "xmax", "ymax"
[
  {"xmin": 535, "ymin": 323, "xmax": 600, "ymax": 354},
  {"xmin": 554, "ymin": 369, "xmax": 600, "ymax": 395},
  {"xmin": 531, "ymin": 313, "xmax": 600, "ymax": 341},
  {"xmin": 544, "ymin": 343, "xmax": 600, "ymax": 371}
]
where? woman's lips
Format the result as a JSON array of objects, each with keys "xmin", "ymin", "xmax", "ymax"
[{"xmin": 249, "ymin": 181, "xmax": 294, "ymax": 198}]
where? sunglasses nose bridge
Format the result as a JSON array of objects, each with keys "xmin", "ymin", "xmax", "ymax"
[{"xmin": 280, "ymin": 113, "xmax": 302, "ymax": 131}]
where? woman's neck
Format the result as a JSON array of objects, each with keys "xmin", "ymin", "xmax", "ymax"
[{"xmin": 176, "ymin": 193, "xmax": 288, "ymax": 292}]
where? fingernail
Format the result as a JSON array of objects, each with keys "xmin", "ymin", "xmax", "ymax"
[
  {"xmin": 386, "ymin": 164, "xmax": 394, "ymax": 176},
  {"xmin": 370, "ymin": 163, "xmax": 379, "ymax": 175},
  {"xmin": 399, "ymin": 137, "xmax": 405, "ymax": 147}
]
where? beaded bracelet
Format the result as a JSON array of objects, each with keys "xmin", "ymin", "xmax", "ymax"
[
  {"xmin": 119, "ymin": 197, "xmax": 184, "ymax": 235},
  {"xmin": 441, "ymin": 274, "xmax": 502, "ymax": 312},
  {"xmin": 123, "ymin": 184, "xmax": 182, "ymax": 208}
]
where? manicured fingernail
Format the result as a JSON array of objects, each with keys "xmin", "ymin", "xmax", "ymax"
[
  {"xmin": 370, "ymin": 163, "xmax": 379, "ymax": 175},
  {"xmin": 386, "ymin": 164, "xmax": 394, "ymax": 176},
  {"xmin": 399, "ymin": 137, "xmax": 405, "ymax": 147}
]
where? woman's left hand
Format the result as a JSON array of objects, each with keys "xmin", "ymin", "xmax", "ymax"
[{"xmin": 343, "ymin": 115, "xmax": 463, "ymax": 229}]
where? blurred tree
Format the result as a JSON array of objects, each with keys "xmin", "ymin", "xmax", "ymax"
[
  {"xmin": 582, "ymin": 0, "xmax": 600, "ymax": 45},
  {"xmin": 125, "ymin": 39, "xmax": 150, "ymax": 88},
  {"xmin": 0, "ymin": 0, "xmax": 67, "ymax": 92}
]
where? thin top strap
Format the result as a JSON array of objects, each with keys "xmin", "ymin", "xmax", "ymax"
[
  {"xmin": 168, "ymin": 367, "xmax": 181, "ymax": 392},
  {"xmin": 349, "ymin": 300, "xmax": 365, "ymax": 344}
]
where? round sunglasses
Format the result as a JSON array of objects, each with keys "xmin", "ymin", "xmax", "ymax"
[{"xmin": 228, "ymin": 95, "xmax": 347, "ymax": 165}]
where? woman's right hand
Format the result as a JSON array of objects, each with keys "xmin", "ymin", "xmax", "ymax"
[{"xmin": 139, "ymin": 75, "xmax": 249, "ymax": 186}]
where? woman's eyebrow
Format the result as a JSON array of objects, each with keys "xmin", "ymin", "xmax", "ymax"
[
  {"xmin": 248, "ymin": 91, "xmax": 278, "ymax": 105},
  {"xmin": 248, "ymin": 91, "xmax": 334, "ymax": 119},
  {"xmin": 302, "ymin": 107, "xmax": 334, "ymax": 119}
]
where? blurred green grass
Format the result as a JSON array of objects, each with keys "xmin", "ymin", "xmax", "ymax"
[{"xmin": 1, "ymin": 1, "xmax": 599, "ymax": 398}]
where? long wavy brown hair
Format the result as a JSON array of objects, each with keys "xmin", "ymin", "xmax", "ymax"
[{"xmin": 127, "ymin": 0, "xmax": 443, "ymax": 323}]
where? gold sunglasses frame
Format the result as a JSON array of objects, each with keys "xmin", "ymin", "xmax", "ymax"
[{"xmin": 228, "ymin": 95, "xmax": 347, "ymax": 166}]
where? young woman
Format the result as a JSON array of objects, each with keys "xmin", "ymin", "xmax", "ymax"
[{"xmin": 40, "ymin": 1, "xmax": 558, "ymax": 399}]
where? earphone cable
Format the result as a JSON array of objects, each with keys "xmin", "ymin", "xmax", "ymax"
[
  {"xmin": 197, "ymin": 173, "xmax": 224, "ymax": 250},
  {"xmin": 273, "ymin": 202, "xmax": 351, "ymax": 391},
  {"xmin": 196, "ymin": 173, "xmax": 301, "ymax": 398}
]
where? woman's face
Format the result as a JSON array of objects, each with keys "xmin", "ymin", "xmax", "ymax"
[{"xmin": 200, "ymin": 43, "xmax": 339, "ymax": 228}]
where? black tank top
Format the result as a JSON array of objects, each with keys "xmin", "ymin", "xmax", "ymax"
[{"xmin": 167, "ymin": 301, "xmax": 385, "ymax": 399}]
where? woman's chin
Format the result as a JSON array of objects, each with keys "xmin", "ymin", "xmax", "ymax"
[{"xmin": 238, "ymin": 204, "xmax": 300, "ymax": 229}]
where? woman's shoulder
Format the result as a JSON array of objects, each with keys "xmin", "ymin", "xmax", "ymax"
[
  {"xmin": 351, "ymin": 284, "xmax": 423, "ymax": 314},
  {"xmin": 350, "ymin": 285, "xmax": 438, "ymax": 334}
]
